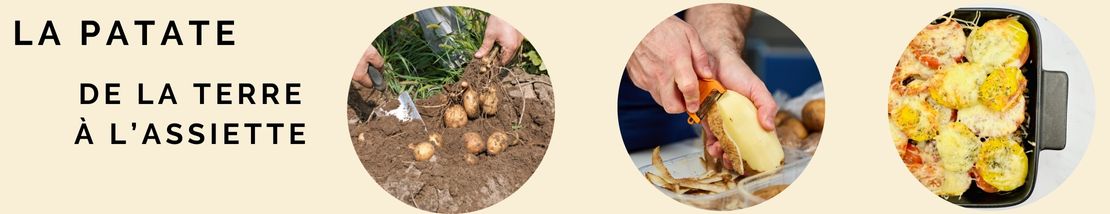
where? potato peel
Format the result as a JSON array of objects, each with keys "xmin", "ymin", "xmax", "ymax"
[
  {"xmin": 645, "ymin": 146, "xmax": 741, "ymax": 195},
  {"xmin": 651, "ymin": 147, "xmax": 675, "ymax": 181},
  {"xmin": 645, "ymin": 172, "xmax": 668, "ymax": 187}
]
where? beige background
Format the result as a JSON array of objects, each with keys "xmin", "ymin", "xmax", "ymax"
[{"xmin": 0, "ymin": 0, "xmax": 1104, "ymax": 213}]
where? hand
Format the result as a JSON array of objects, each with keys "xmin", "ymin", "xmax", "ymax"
[
  {"xmin": 474, "ymin": 15, "xmax": 524, "ymax": 65},
  {"xmin": 626, "ymin": 16, "xmax": 715, "ymax": 114},
  {"xmin": 713, "ymin": 50, "xmax": 777, "ymax": 130},
  {"xmin": 703, "ymin": 125, "xmax": 732, "ymax": 170},
  {"xmin": 353, "ymin": 45, "xmax": 384, "ymax": 89},
  {"xmin": 683, "ymin": 4, "xmax": 770, "ymax": 168}
]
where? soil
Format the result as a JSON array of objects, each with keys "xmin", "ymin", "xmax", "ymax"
[{"xmin": 347, "ymin": 58, "xmax": 554, "ymax": 213}]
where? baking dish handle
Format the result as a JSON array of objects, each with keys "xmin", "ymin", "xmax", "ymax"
[{"xmin": 1040, "ymin": 70, "xmax": 1068, "ymax": 151}]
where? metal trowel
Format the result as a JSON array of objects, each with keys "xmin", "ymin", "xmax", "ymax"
[{"xmin": 377, "ymin": 91, "xmax": 428, "ymax": 133}]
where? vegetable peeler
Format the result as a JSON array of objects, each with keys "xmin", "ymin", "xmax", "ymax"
[{"xmin": 687, "ymin": 78, "xmax": 726, "ymax": 124}]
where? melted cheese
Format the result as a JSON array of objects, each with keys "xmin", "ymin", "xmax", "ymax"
[
  {"xmin": 975, "ymin": 137, "xmax": 1028, "ymax": 191},
  {"xmin": 890, "ymin": 93, "xmax": 938, "ymax": 142},
  {"xmin": 958, "ymin": 97, "xmax": 1025, "ymax": 137},
  {"xmin": 938, "ymin": 170, "xmax": 972, "ymax": 196},
  {"xmin": 930, "ymin": 63, "xmax": 990, "ymax": 109},
  {"xmin": 893, "ymin": 48, "xmax": 937, "ymax": 95},
  {"xmin": 979, "ymin": 66, "xmax": 1027, "ymax": 111},
  {"xmin": 910, "ymin": 19, "xmax": 967, "ymax": 69},
  {"xmin": 935, "ymin": 122, "xmax": 980, "ymax": 172},
  {"xmin": 966, "ymin": 17, "xmax": 1029, "ymax": 67}
]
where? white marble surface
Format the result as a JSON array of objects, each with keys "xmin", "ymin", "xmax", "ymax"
[{"xmin": 1011, "ymin": 7, "xmax": 1096, "ymax": 207}]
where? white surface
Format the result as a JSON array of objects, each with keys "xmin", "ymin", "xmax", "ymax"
[
  {"xmin": 630, "ymin": 138, "xmax": 702, "ymax": 168},
  {"xmin": 1012, "ymin": 8, "xmax": 1095, "ymax": 207}
]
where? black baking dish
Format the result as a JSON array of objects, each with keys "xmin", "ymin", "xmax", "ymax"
[{"xmin": 935, "ymin": 8, "xmax": 1069, "ymax": 208}]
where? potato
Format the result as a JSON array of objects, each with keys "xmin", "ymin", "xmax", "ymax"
[
  {"xmin": 408, "ymin": 142, "xmax": 435, "ymax": 161},
  {"xmin": 464, "ymin": 132, "xmax": 485, "ymax": 155},
  {"xmin": 463, "ymin": 88, "xmax": 480, "ymax": 119},
  {"xmin": 967, "ymin": 17, "xmax": 1029, "ymax": 68},
  {"xmin": 773, "ymin": 110, "xmax": 793, "ymax": 126},
  {"xmin": 705, "ymin": 90, "xmax": 784, "ymax": 173},
  {"xmin": 444, "ymin": 104, "xmax": 468, "ymax": 128},
  {"xmin": 428, "ymin": 133, "xmax": 443, "ymax": 147},
  {"xmin": 481, "ymin": 86, "xmax": 499, "ymax": 116},
  {"xmin": 803, "ymin": 99, "xmax": 825, "ymax": 132},
  {"xmin": 777, "ymin": 117, "xmax": 808, "ymax": 140},
  {"xmin": 975, "ymin": 137, "xmax": 1027, "ymax": 192},
  {"xmin": 487, "ymin": 132, "xmax": 508, "ymax": 155},
  {"xmin": 776, "ymin": 127, "xmax": 803, "ymax": 151},
  {"xmin": 465, "ymin": 153, "xmax": 479, "ymax": 165}
]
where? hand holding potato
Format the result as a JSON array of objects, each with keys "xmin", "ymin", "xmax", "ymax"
[
  {"xmin": 676, "ymin": 4, "xmax": 781, "ymax": 168},
  {"xmin": 712, "ymin": 50, "xmax": 777, "ymax": 130}
]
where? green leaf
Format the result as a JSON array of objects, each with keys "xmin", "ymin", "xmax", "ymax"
[{"xmin": 526, "ymin": 50, "xmax": 543, "ymax": 66}]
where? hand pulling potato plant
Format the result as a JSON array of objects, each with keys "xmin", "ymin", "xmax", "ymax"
[
  {"xmin": 350, "ymin": 7, "xmax": 553, "ymax": 212},
  {"xmin": 373, "ymin": 7, "xmax": 545, "ymax": 99}
]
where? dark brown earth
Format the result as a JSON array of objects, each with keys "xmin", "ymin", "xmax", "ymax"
[{"xmin": 347, "ymin": 59, "xmax": 554, "ymax": 213}]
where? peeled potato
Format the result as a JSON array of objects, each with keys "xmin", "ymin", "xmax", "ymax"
[
  {"xmin": 935, "ymin": 122, "xmax": 980, "ymax": 172},
  {"xmin": 444, "ymin": 104, "xmax": 468, "ymax": 128},
  {"xmin": 938, "ymin": 170, "xmax": 972, "ymax": 196},
  {"xmin": 891, "ymin": 94, "xmax": 939, "ymax": 142},
  {"xmin": 979, "ymin": 66, "xmax": 1027, "ymax": 111},
  {"xmin": 930, "ymin": 62, "xmax": 990, "ymax": 109},
  {"xmin": 966, "ymin": 17, "xmax": 1029, "ymax": 68},
  {"xmin": 975, "ymin": 172, "xmax": 1000, "ymax": 193},
  {"xmin": 705, "ymin": 90, "xmax": 784, "ymax": 173},
  {"xmin": 802, "ymin": 99, "xmax": 825, "ymax": 132},
  {"xmin": 464, "ymin": 132, "xmax": 485, "ymax": 155},
  {"xmin": 959, "ymin": 97, "xmax": 1025, "ymax": 137},
  {"xmin": 975, "ymin": 137, "xmax": 1027, "ymax": 192}
]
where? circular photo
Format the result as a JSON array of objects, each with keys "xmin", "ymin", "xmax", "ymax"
[
  {"xmin": 617, "ymin": 3, "xmax": 823, "ymax": 210},
  {"xmin": 887, "ymin": 6, "xmax": 1094, "ymax": 208},
  {"xmin": 346, "ymin": 6, "xmax": 553, "ymax": 213}
]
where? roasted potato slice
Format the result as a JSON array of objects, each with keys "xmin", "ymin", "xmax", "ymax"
[{"xmin": 966, "ymin": 17, "xmax": 1029, "ymax": 68}]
